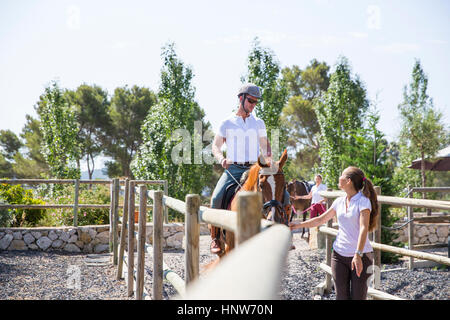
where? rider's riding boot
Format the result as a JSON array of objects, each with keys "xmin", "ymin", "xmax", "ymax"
[{"xmin": 210, "ymin": 226, "xmax": 221, "ymax": 254}]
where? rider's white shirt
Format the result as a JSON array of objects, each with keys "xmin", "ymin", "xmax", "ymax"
[{"xmin": 218, "ymin": 113, "xmax": 267, "ymax": 163}]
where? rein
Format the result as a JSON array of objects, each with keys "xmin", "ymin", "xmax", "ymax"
[
  {"xmin": 257, "ymin": 171, "xmax": 288, "ymax": 223},
  {"xmin": 226, "ymin": 164, "xmax": 288, "ymax": 224}
]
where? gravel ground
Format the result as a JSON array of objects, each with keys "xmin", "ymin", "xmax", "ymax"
[
  {"xmin": 1, "ymin": 230, "xmax": 448, "ymax": 300},
  {"xmin": 147, "ymin": 230, "xmax": 449, "ymax": 300},
  {"xmin": 0, "ymin": 251, "xmax": 131, "ymax": 300}
]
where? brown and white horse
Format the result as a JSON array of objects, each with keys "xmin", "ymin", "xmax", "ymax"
[{"xmin": 215, "ymin": 149, "xmax": 291, "ymax": 258}]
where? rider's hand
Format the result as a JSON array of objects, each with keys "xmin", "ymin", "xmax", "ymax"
[{"xmin": 221, "ymin": 158, "xmax": 230, "ymax": 169}]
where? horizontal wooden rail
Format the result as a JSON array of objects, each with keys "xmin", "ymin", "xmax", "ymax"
[
  {"xmin": 0, "ymin": 179, "xmax": 108, "ymax": 185},
  {"xmin": 198, "ymin": 206, "xmax": 237, "ymax": 232},
  {"xmin": 0, "ymin": 179, "xmax": 166, "ymax": 186},
  {"xmin": 178, "ymin": 224, "xmax": 292, "ymax": 300},
  {"xmin": 148, "ymin": 190, "xmax": 185, "ymax": 215},
  {"xmin": 319, "ymin": 190, "xmax": 450, "ymax": 211},
  {"xmin": 318, "ymin": 226, "xmax": 450, "ymax": 266},
  {"xmin": 411, "ymin": 187, "xmax": 450, "ymax": 193},
  {"xmin": 130, "ymin": 180, "xmax": 166, "ymax": 185},
  {"xmin": 413, "ymin": 216, "xmax": 450, "ymax": 223},
  {"xmin": 0, "ymin": 204, "xmax": 115, "ymax": 209}
]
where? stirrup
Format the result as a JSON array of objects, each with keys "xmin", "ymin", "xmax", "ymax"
[{"xmin": 210, "ymin": 238, "xmax": 221, "ymax": 254}]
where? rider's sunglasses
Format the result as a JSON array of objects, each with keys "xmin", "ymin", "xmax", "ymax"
[{"xmin": 246, "ymin": 97, "xmax": 258, "ymax": 105}]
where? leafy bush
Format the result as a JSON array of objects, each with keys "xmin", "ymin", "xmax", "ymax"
[
  {"xmin": 0, "ymin": 183, "xmax": 45, "ymax": 227},
  {"xmin": 46, "ymin": 184, "xmax": 110, "ymax": 226}
]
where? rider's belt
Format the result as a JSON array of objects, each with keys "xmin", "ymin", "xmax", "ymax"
[{"xmin": 232, "ymin": 162, "xmax": 254, "ymax": 167}]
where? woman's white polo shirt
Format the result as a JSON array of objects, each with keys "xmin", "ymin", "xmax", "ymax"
[{"xmin": 330, "ymin": 192, "xmax": 373, "ymax": 257}]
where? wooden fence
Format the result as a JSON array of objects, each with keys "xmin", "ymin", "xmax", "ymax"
[
  {"xmin": 0, "ymin": 178, "xmax": 169, "ymax": 227},
  {"xmin": 315, "ymin": 188, "xmax": 450, "ymax": 300},
  {"xmin": 114, "ymin": 179, "xmax": 292, "ymax": 300},
  {"xmin": 0, "ymin": 177, "xmax": 291, "ymax": 299}
]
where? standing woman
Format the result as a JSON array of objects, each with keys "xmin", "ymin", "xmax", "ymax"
[
  {"xmin": 289, "ymin": 166, "xmax": 379, "ymax": 300},
  {"xmin": 295, "ymin": 174, "xmax": 327, "ymax": 218}
]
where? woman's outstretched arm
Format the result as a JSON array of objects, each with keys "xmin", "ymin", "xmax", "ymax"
[{"xmin": 289, "ymin": 207, "xmax": 336, "ymax": 231}]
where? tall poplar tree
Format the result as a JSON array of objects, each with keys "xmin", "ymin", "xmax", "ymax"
[
  {"xmin": 316, "ymin": 57, "xmax": 369, "ymax": 187},
  {"xmin": 396, "ymin": 59, "xmax": 447, "ymax": 191},
  {"xmin": 132, "ymin": 43, "xmax": 212, "ymax": 211}
]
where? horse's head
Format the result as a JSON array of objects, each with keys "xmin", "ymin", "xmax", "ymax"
[
  {"xmin": 286, "ymin": 179, "xmax": 298, "ymax": 196},
  {"xmin": 257, "ymin": 149, "xmax": 289, "ymax": 225}
]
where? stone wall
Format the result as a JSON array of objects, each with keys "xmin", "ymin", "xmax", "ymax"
[
  {"xmin": 392, "ymin": 223, "xmax": 449, "ymax": 245},
  {"xmin": 0, "ymin": 223, "xmax": 210, "ymax": 253}
]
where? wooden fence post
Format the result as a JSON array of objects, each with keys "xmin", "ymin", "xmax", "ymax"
[
  {"xmin": 407, "ymin": 186, "xmax": 415, "ymax": 270},
  {"xmin": 237, "ymin": 191, "xmax": 262, "ymax": 245},
  {"xmin": 163, "ymin": 180, "xmax": 169, "ymax": 224},
  {"xmin": 153, "ymin": 190, "xmax": 164, "ymax": 300},
  {"xmin": 185, "ymin": 194, "xmax": 200, "ymax": 286},
  {"xmin": 127, "ymin": 181, "xmax": 135, "ymax": 297},
  {"xmin": 117, "ymin": 178, "xmax": 129, "ymax": 280},
  {"xmin": 109, "ymin": 180, "xmax": 114, "ymax": 254},
  {"xmin": 374, "ymin": 186, "xmax": 382, "ymax": 289},
  {"xmin": 136, "ymin": 185, "xmax": 147, "ymax": 300},
  {"xmin": 73, "ymin": 179, "xmax": 79, "ymax": 227},
  {"xmin": 324, "ymin": 190, "xmax": 334, "ymax": 293},
  {"xmin": 112, "ymin": 178, "xmax": 120, "ymax": 266}
]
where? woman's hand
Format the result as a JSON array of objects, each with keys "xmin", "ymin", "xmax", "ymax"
[
  {"xmin": 289, "ymin": 221, "xmax": 301, "ymax": 231},
  {"xmin": 351, "ymin": 255, "xmax": 363, "ymax": 277}
]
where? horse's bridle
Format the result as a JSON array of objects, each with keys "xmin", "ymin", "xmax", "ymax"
[{"xmin": 258, "ymin": 171, "xmax": 288, "ymax": 224}]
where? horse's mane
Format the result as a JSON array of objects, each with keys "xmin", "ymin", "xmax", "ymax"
[{"xmin": 241, "ymin": 163, "xmax": 261, "ymax": 191}]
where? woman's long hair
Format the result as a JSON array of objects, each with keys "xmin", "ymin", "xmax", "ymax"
[{"xmin": 345, "ymin": 166, "xmax": 379, "ymax": 232}]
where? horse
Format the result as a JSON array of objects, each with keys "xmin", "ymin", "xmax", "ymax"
[
  {"xmin": 213, "ymin": 149, "xmax": 291, "ymax": 258},
  {"xmin": 287, "ymin": 179, "xmax": 311, "ymax": 238}
]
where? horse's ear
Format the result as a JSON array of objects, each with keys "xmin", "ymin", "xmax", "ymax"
[
  {"xmin": 278, "ymin": 149, "xmax": 288, "ymax": 168},
  {"xmin": 258, "ymin": 154, "xmax": 269, "ymax": 167}
]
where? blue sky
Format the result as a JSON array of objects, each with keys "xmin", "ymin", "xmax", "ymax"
[{"xmin": 1, "ymin": 0, "xmax": 449, "ymax": 169}]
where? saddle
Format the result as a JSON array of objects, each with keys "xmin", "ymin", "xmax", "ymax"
[
  {"xmin": 211, "ymin": 182, "xmax": 240, "ymax": 242},
  {"xmin": 221, "ymin": 182, "xmax": 240, "ymax": 210}
]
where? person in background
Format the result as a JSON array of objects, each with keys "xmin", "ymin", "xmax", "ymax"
[
  {"xmin": 295, "ymin": 174, "xmax": 327, "ymax": 218},
  {"xmin": 289, "ymin": 166, "xmax": 379, "ymax": 300}
]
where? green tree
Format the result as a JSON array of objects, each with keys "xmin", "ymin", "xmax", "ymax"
[
  {"xmin": 102, "ymin": 85, "xmax": 157, "ymax": 178},
  {"xmin": 132, "ymin": 43, "xmax": 212, "ymax": 216},
  {"xmin": 281, "ymin": 60, "xmax": 330, "ymax": 180},
  {"xmin": 395, "ymin": 59, "xmax": 448, "ymax": 193},
  {"xmin": 0, "ymin": 154, "xmax": 13, "ymax": 178},
  {"xmin": 37, "ymin": 81, "xmax": 81, "ymax": 179},
  {"xmin": 242, "ymin": 38, "xmax": 289, "ymax": 157},
  {"xmin": 316, "ymin": 57, "xmax": 369, "ymax": 188},
  {"xmin": 0, "ymin": 130, "xmax": 22, "ymax": 178},
  {"xmin": 65, "ymin": 84, "xmax": 110, "ymax": 179},
  {"xmin": 341, "ymin": 111, "xmax": 401, "ymax": 262},
  {"xmin": 0, "ymin": 130, "xmax": 22, "ymax": 161},
  {"xmin": 12, "ymin": 115, "xmax": 50, "ymax": 178}
]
